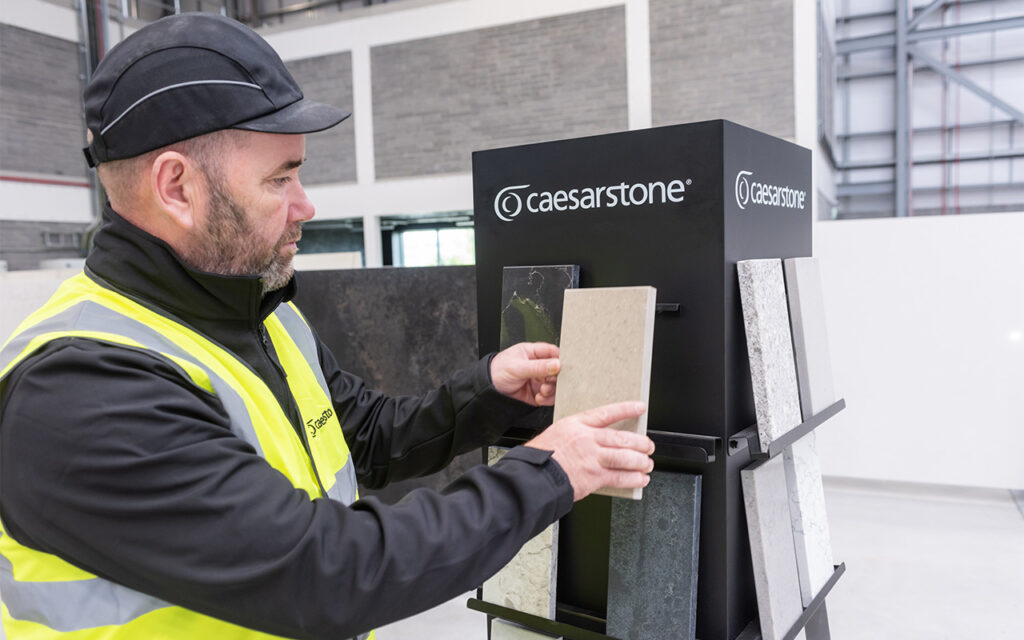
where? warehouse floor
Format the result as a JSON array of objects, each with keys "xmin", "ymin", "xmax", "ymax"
[{"xmin": 377, "ymin": 478, "xmax": 1024, "ymax": 640}]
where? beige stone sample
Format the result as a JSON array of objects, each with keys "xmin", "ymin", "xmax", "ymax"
[
  {"xmin": 553, "ymin": 286, "xmax": 657, "ymax": 500},
  {"xmin": 482, "ymin": 447, "xmax": 558, "ymax": 619}
]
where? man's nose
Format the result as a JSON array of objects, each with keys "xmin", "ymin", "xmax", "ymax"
[{"xmin": 291, "ymin": 179, "xmax": 315, "ymax": 222}]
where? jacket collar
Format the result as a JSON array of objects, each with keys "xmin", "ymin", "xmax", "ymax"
[{"xmin": 85, "ymin": 204, "xmax": 295, "ymax": 329}]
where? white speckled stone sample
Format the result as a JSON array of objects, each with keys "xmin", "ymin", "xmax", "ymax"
[
  {"xmin": 607, "ymin": 471, "xmax": 701, "ymax": 640},
  {"xmin": 741, "ymin": 456, "xmax": 806, "ymax": 640},
  {"xmin": 553, "ymin": 286, "xmax": 657, "ymax": 500},
  {"xmin": 490, "ymin": 619, "xmax": 560, "ymax": 640},
  {"xmin": 482, "ymin": 447, "xmax": 558, "ymax": 619},
  {"xmin": 737, "ymin": 259, "xmax": 802, "ymax": 449},
  {"xmin": 782, "ymin": 438, "xmax": 834, "ymax": 606},
  {"xmin": 782, "ymin": 257, "xmax": 836, "ymax": 606}
]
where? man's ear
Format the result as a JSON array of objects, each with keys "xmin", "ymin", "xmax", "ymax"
[{"xmin": 151, "ymin": 151, "xmax": 203, "ymax": 231}]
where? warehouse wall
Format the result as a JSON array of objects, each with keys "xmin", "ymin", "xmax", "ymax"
[
  {"xmin": 0, "ymin": 24, "xmax": 85, "ymax": 179},
  {"xmin": 650, "ymin": 0, "xmax": 795, "ymax": 138},
  {"xmin": 371, "ymin": 7, "xmax": 627, "ymax": 178},
  {"xmin": 286, "ymin": 52, "xmax": 358, "ymax": 185}
]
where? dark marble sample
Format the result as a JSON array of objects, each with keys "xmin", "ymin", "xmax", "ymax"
[
  {"xmin": 293, "ymin": 266, "xmax": 479, "ymax": 504},
  {"xmin": 499, "ymin": 265, "xmax": 579, "ymax": 350},
  {"xmin": 607, "ymin": 471, "xmax": 702, "ymax": 640}
]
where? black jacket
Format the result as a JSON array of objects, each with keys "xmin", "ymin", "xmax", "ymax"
[{"xmin": 0, "ymin": 207, "xmax": 573, "ymax": 639}]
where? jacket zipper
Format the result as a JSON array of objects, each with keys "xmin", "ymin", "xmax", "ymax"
[{"xmin": 257, "ymin": 324, "xmax": 329, "ymax": 498}]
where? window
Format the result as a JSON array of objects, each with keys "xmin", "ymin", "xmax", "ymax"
[{"xmin": 382, "ymin": 213, "xmax": 475, "ymax": 267}]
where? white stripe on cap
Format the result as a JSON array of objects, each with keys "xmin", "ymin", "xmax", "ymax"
[{"xmin": 100, "ymin": 79, "xmax": 263, "ymax": 135}]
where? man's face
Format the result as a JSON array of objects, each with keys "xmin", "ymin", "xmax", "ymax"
[{"xmin": 180, "ymin": 132, "xmax": 314, "ymax": 293}]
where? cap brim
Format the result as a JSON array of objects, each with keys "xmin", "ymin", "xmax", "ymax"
[{"xmin": 233, "ymin": 99, "xmax": 350, "ymax": 134}]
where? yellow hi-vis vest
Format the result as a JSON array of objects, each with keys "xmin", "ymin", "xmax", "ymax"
[{"xmin": 0, "ymin": 272, "xmax": 374, "ymax": 640}]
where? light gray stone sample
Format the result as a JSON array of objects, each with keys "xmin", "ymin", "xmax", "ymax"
[
  {"xmin": 741, "ymin": 456, "xmax": 806, "ymax": 640},
  {"xmin": 482, "ymin": 447, "xmax": 558, "ymax": 619},
  {"xmin": 553, "ymin": 286, "xmax": 657, "ymax": 500},
  {"xmin": 607, "ymin": 471, "xmax": 701, "ymax": 640},
  {"xmin": 490, "ymin": 619, "xmax": 560, "ymax": 640},
  {"xmin": 737, "ymin": 259, "xmax": 802, "ymax": 449},
  {"xmin": 782, "ymin": 258, "xmax": 836, "ymax": 419},
  {"xmin": 782, "ymin": 257, "xmax": 837, "ymax": 606}
]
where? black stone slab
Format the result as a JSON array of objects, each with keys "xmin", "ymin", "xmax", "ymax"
[
  {"xmin": 499, "ymin": 264, "xmax": 579, "ymax": 350},
  {"xmin": 293, "ymin": 266, "xmax": 479, "ymax": 504},
  {"xmin": 498, "ymin": 264, "xmax": 579, "ymax": 435},
  {"xmin": 606, "ymin": 471, "xmax": 702, "ymax": 640}
]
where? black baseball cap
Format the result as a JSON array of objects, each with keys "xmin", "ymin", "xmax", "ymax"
[{"xmin": 83, "ymin": 12, "xmax": 350, "ymax": 167}]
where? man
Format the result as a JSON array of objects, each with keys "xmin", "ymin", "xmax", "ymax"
[{"xmin": 0, "ymin": 12, "xmax": 654, "ymax": 640}]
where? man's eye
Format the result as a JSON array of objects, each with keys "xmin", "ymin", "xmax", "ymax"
[{"xmin": 273, "ymin": 176, "xmax": 292, "ymax": 186}]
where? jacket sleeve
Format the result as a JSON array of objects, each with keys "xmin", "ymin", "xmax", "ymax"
[
  {"xmin": 314, "ymin": 332, "xmax": 540, "ymax": 489},
  {"xmin": 0, "ymin": 339, "xmax": 573, "ymax": 640}
]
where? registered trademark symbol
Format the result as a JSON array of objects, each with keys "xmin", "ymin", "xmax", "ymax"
[{"xmin": 685, "ymin": 179, "xmax": 692, "ymax": 185}]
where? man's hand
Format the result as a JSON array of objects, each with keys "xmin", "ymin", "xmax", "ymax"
[
  {"xmin": 526, "ymin": 402, "xmax": 655, "ymax": 501},
  {"xmin": 490, "ymin": 342, "xmax": 560, "ymax": 406}
]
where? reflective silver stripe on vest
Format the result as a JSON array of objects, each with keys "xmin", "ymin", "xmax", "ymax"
[
  {"xmin": 0, "ymin": 536, "xmax": 172, "ymax": 630},
  {"xmin": 0, "ymin": 300, "xmax": 265, "ymax": 458},
  {"xmin": 275, "ymin": 305, "xmax": 358, "ymax": 506}
]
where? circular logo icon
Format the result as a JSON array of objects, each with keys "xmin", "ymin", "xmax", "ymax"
[
  {"xmin": 494, "ymin": 185, "xmax": 530, "ymax": 222},
  {"xmin": 735, "ymin": 170, "xmax": 752, "ymax": 210}
]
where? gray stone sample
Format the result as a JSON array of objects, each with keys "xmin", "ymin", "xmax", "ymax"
[
  {"xmin": 741, "ymin": 456, "xmax": 806, "ymax": 640},
  {"xmin": 292, "ymin": 266, "xmax": 478, "ymax": 504},
  {"xmin": 737, "ymin": 259, "xmax": 802, "ymax": 449},
  {"xmin": 553, "ymin": 286, "xmax": 657, "ymax": 500},
  {"xmin": 482, "ymin": 447, "xmax": 558, "ymax": 619},
  {"xmin": 499, "ymin": 265, "xmax": 579, "ymax": 350},
  {"xmin": 782, "ymin": 257, "xmax": 836, "ymax": 606},
  {"xmin": 607, "ymin": 471, "xmax": 701, "ymax": 640}
]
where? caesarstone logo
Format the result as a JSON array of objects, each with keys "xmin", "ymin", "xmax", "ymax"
[
  {"xmin": 493, "ymin": 177, "xmax": 692, "ymax": 222},
  {"xmin": 734, "ymin": 170, "xmax": 807, "ymax": 211}
]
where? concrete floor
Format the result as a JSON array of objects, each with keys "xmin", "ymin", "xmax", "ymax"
[{"xmin": 376, "ymin": 478, "xmax": 1024, "ymax": 640}]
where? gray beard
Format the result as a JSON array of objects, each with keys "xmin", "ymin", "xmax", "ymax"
[{"xmin": 178, "ymin": 176, "xmax": 299, "ymax": 296}]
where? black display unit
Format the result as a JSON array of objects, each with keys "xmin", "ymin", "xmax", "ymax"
[{"xmin": 473, "ymin": 120, "xmax": 812, "ymax": 640}]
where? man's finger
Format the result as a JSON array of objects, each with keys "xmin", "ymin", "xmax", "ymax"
[
  {"xmin": 506, "ymin": 357, "xmax": 560, "ymax": 380},
  {"xmin": 601, "ymin": 470, "xmax": 652, "ymax": 490},
  {"xmin": 576, "ymin": 401, "xmax": 647, "ymax": 429},
  {"xmin": 523, "ymin": 342, "xmax": 559, "ymax": 359},
  {"xmin": 597, "ymin": 447, "xmax": 655, "ymax": 472}
]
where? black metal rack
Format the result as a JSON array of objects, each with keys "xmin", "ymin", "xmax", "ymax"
[{"xmin": 472, "ymin": 399, "xmax": 847, "ymax": 640}]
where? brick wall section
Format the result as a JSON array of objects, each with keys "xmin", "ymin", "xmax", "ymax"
[
  {"xmin": 371, "ymin": 7, "xmax": 627, "ymax": 179},
  {"xmin": 650, "ymin": 0, "xmax": 794, "ymax": 139},
  {"xmin": 0, "ymin": 221, "xmax": 90, "ymax": 271},
  {"xmin": 285, "ymin": 52, "xmax": 357, "ymax": 185},
  {"xmin": 0, "ymin": 25, "xmax": 86, "ymax": 178}
]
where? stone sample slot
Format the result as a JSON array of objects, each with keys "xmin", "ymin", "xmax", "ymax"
[
  {"xmin": 606, "ymin": 471, "xmax": 702, "ymax": 640},
  {"xmin": 490, "ymin": 619, "xmax": 560, "ymax": 640},
  {"xmin": 741, "ymin": 456, "xmax": 806, "ymax": 640},
  {"xmin": 499, "ymin": 265, "xmax": 580, "ymax": 350},
  {"xmin": 552, "ymin": 286, "xmax": 657, "ymax": 500},
  {"xmin": 782, "ymin": 257, "xmax": 836, "ymax": 606},
  {"xmin": 482, "ymin": 447, "xmax": 559, "ymax": 619},
  {"xmin": 737, "ymin": 259, "xmax": 802, "ymax": 449}
]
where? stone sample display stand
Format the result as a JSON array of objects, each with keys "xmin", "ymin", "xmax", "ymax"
[{"xmin": 470, "ymin": 120, "xmax": 838, "ymax": 640}]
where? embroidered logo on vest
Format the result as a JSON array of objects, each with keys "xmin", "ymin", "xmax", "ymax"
[{"xmin": 306, "ymin": 408, "xmax": 334, "ymax": 439}]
